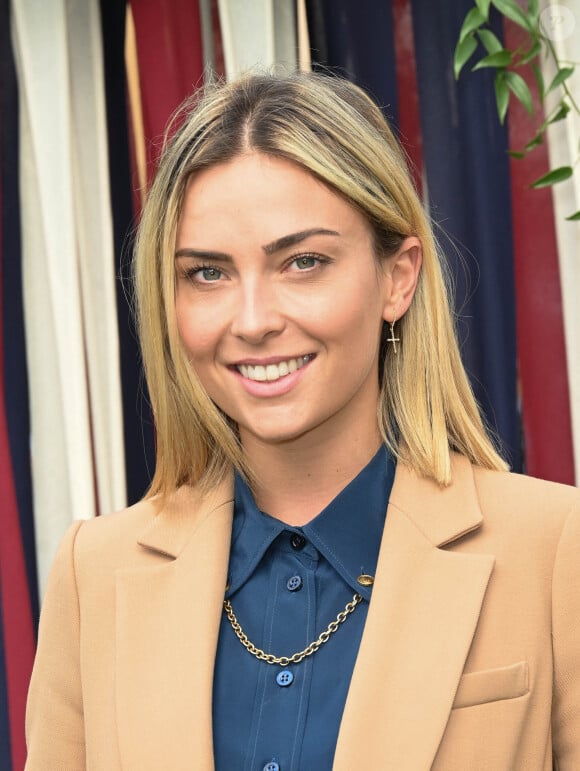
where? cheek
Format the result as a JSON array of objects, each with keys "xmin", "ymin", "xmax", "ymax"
[
  {"xmin": 310, "ymin": 280, "xmax": 385, "ymax": 337},
  {"xmin": 175, "ymin": 297, "xmax": 222, "ymax": 362}
]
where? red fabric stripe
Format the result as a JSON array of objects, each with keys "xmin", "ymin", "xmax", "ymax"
[
  {"xmin": 503, "ymin": 20, "xmax": 574, "ymax": 483},
  {"xmin": 130, "ymin": 0, "xmax": 205, "ymax": 185},
  {"xmin": 392, "ymin": 0, "xmax": 423, "ymax": 195},
  {"xmin": 0, "ymin": 141, "xmax": 36, "ymax": 771}
]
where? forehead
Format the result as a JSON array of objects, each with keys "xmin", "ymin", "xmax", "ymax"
[{"xmin": 176, "ymin": 152, "xmax": 372, "ymax": 249}]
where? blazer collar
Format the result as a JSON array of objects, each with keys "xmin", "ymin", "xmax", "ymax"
[
  {"xmin": 334, "ymin": 454, "xmax": 494, "ymax": 770},
  {"xmin": 116, "ymin": 479, "xmax": 234, "ymax": 771},
  {"xmin": 388, "ymin": 452, "xmax": 484, "ymax": 546}
]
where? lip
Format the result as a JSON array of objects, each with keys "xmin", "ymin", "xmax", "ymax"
[{"xmin": 229, "ymin": 355, "xmax": 315, "ymax": 397}]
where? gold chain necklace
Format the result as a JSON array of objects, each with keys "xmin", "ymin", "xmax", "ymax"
[{"xmin": 223, "ymin": 593, "xmax": 363, "ymax": 666}]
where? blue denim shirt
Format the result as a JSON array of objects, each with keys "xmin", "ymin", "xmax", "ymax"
[{"xmin": 212, "ymin": 445, "xmax": 395, "ymax": 771}]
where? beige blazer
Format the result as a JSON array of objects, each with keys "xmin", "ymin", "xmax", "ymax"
[{"xmin": 25, "ymin": 456, "xmax": 580, "ymax": 770}]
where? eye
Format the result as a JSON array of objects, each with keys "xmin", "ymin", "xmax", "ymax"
[
  {"xmin": 181, "ymin": 264, "xmax": 224, "ymax": 283},
  {"xmin": 287, "ymin": 253, "xmax": 328, "ymax": 272},
  {"xmin": 198, "ymin": 266, "xmax": 222, "ymax": 282}
]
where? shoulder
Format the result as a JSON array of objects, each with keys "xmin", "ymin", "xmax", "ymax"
[
  {"xmin": 51, "ymin": 498, "xmax": 162, "ymax": 586},
  {"xmin": 473, "ymin": 463, "xmax": 579, "ymax": 511},
  {"xmin": 66, "ymin": 476, "xmax": 234, "ymax": 576},
  {"xmin": 472, "ymin": 464, "xmax": 580, "ymax": 528},
  {"xmin": 74, "ymin": 496, "xmax": 159, "ymax": 556},
  {"xmin": 466, "ymin": 463, "xmax": 580, "ymax": 564}
]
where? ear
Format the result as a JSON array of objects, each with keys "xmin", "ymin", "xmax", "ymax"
[{"xmin": 381, "ymin": 236, "xmax": 422, "ymax": 322}]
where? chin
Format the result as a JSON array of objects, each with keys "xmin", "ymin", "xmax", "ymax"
[
  {"xmin": 243, "ymin": 427, "xmax": 306, "ymax": 446},
  {"xmin": 237, "ymin": 415, "xmax": 318, "ymax": 446}
]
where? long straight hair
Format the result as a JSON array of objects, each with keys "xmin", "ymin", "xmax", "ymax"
[{"xmin": 134, "ymin": 71, "xmax": 507, "ymax": 495}]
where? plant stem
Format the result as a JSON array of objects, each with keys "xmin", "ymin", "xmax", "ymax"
[{"xmin": 542, "ymin": 33, "xmax": 580, "ymax": 115}]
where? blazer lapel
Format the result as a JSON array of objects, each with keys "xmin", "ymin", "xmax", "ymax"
[
  {"xmin": 115, "ymin": 480, "xmax": 234, "ymax": 771},
  {"xmin": 334, "ymin": 456, "xmax": 495, "ymax": 771}
]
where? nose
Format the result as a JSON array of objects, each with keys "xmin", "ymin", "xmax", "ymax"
[{"xmin": 229, "ymin": 276, "xmax": 286, "ymax": 344}]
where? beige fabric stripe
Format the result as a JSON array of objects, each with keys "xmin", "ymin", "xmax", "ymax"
[
  {"xmin": 125, "ymin": 3, "xmax": 147, "ymax": 206},
  {"xmin": 297, "ymin": 0, "xmax": 311, "ymax": 72},
  {"xmin": 198, "ymin": 0, "xmax": 217, "ymax": 75}
]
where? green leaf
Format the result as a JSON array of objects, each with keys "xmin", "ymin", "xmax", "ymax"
[
  {"xmin": 475, "ymin": 0, "xmax": 492, "ymax": 19},
  {"xmin": 491, "ymin": 0, "xmax": 535, "ymax": 31},
  {"xmin": 565, "ymin": 210, "xmax": 580, "ymax": 221},
  {"xmin": 546, "ymin": 67, "xmax": 574, "ymax": 94},
  {"xmin": 472, "ymin": 49, "xmax": 513, "ymax": 70},
  {"xmin": 494, "ymin": 71, "xmax": 510, "ymax": 123},
  {"xmin": 527, "ymin": 0, "xmax": 540, "ymax": 25},
  {"xmin": 531, "ymin": 62, "xmax": 544, "ymax": 100},
  {"xmin": 530, "ymin": 166, "xmax": 573, "ymax": 188},
  {"xmin": 507, "ymin": 149, "xmax": 526, "ymax": 158},
  {"xmin": 548, "ymin": 101, "xmax": 571, "ymax": 124},
  {"xmin": 518, "ymin": 39, "xmax": 541, "ymax": 65},
  {"xmin": 459, "ymin": 7, "xmax": 486, "ymax": 43},
  {"xmin": 505, "ymin": 71, "xmax": 534, "ymax": 114},
  {"xmin": 524, "ymin": 132, "xmax": 544, "ymax": 151},
  {"xmin": 454, "ymin": 34, "xmax": 478, "ymax": 79},
  {"xmin": 477, "ymin": 29, "xmax": 503, "ymax": 54}
]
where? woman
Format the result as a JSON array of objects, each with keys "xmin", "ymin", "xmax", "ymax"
[{"xmin": 25, "ymin": 72, "xmax": 579, "ymax": 770}]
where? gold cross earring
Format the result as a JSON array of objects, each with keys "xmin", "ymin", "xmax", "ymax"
[{"xmin": 387, "ymin": 311, "xmax": 400, "ymax": 354}]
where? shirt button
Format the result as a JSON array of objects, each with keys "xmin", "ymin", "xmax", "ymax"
[
  {"xmin": 290, "ymin": 533, "xmax": 306, "ymax": 550},
  {"xmin": 276, "ymin": 669, "xmax": 294, "ymax": 687},
  {"xmin": 286, "ymin": 575, "xmax": 303, "ymax": 592},
  {"xmin": 263, "ymin": 762, "xmax": 280, "ymax": 771}
]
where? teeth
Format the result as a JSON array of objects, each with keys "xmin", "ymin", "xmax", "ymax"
[
  {"xmin": 251, "ymin": 365, "xmax": 267, "ymax": 381},
  {"xmin": 238, "ymin": 356, "xmax": 311, "ymax": 382}
]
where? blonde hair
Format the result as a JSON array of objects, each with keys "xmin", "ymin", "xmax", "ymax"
[{"xmin": 134, "ymin": 71, "xmax": 507, "ymax": 495}]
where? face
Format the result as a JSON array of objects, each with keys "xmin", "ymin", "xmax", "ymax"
[{"xmin": 175, "ymin": 152, "xmax": 393, "ymax": 451}]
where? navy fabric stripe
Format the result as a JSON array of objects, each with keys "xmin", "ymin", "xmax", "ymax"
[
  {"xmin": 411, "ymin": 0, "xmax": 522, "ymax": 470},
  {"xmin": 0, "ymin": 5, "xmax": 17, "ymax": 766},
  {"xmin": 99, "ymin": 0, "xmax": 155, "ymax": 503},
  {"xmin": 0, "ymin": 593, "xmax": 13, "ymax": 771},
  {"xmin": 0, "ymin": 0, "xmax": 39, "ymax": 625},
  {"xmin": 305, "ymin": 0, "xmax": 399, "ymax": 127}
]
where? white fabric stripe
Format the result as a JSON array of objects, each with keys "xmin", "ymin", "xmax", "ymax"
[
  {"xmin": 66, "ymin": 1, "xmax": 127, "ymax": 515},
  {"xmin": 217, "ymin": 0, "xmax": 297, "ymax": 79},
  {"xmin": 12, "ymin": 0, "xmax": 126, "ymax": 595},
  {"xmin": 13, "ymin": 0, "xmax": 95, "ymax": 595},
  {"xmin": 273, "ymin": 0, "xmax": 297, "ymax": 72},
  {"xmin": 541, "ymin": 0, "xmax": 580, "ymax": 483}
]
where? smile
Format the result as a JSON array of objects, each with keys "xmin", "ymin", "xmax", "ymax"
[{"xmin": 237, "ymin": 355, "xmax": 314, "ymax": 382}]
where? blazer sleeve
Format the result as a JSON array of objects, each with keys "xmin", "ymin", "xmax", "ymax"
[
  {"xmin": 552, "ymin": 500, "xmax": 580, "ymax": 770},
  {"xmin": 25, "ymin": 520, "xmax": 86, "ymax": 771}
]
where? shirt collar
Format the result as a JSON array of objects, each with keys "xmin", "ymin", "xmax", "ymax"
[
  {"xmin": 303, "ymin": 445, "xmax": 394, "ymax": 599},
  {"xmin": 226, "ymin": 445, "xmax": 395, "ymax": 601}
]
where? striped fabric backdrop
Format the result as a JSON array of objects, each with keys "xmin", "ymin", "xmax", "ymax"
[{"xmin": 0, "ymin": 0, "xmax": 578, "ymax": 766}]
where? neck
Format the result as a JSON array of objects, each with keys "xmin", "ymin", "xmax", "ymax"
[{"xmin": 241, "ymin": 424, "xmax": 382, "ymax": 526}]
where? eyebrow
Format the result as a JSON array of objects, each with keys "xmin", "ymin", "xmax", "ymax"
[
  {"xmin": 262, "ymin": 228, "xmax": 340, "ymax": 255},
  {"xmin": 174, "ymin": 248, "xmax": 233, "ymax": 263},
  {"xmin": 174, "ymin": 227, "xmax": 340, "ymax": 261}
]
